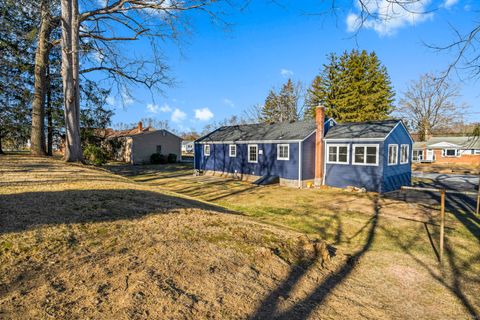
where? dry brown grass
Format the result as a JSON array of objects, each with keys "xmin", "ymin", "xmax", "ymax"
[
  {"xmin": 107, "ymin": 162, "xmax": 480, "ymax": 319},
  {"xmin": 0, "ymin": 155, "xmax": 479, "ymax": 319}
]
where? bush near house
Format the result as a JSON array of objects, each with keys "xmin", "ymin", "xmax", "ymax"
[
  {"xmin": 167, "ymin": 153, "xmax": 177, "ymax": 163},
  {"xmin": 83, "ymin": 144, "xmax": 108, "ymax": 165},
  {"xmin": 150, "ymin": 153, "xmax": 167, "ymax": 164}
]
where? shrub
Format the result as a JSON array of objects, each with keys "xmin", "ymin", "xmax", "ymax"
[
  {"xmin": 167, "ymin": 153, "xmax": 177, "ymax": 163},
  {"xmin": 83, "ymin": 144, "xmax": 108, "ymax": 166},
  {"xmin": 150, "ymin": 153, "xmax": 167, "ymax": 164}
]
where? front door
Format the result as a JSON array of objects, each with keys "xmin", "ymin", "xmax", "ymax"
[{"xmin": 426, "ymin": 149, "xmax": 434, "ymax": 161}]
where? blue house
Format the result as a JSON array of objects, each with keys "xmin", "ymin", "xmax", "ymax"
[
  {"xmin": 194, "ymin": 108, "xmax": 413, "ymax": 193},
  {"xmin": 323, "ymin": 120, "xmax": 413, "ymax": 193}
]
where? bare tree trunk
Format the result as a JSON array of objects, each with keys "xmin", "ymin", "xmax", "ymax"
[
  {"xmin": 46, "ymin": 66, "xmax": 53, "ymax": 156},
  {"xmin": 61, "ymin": 0, "xmax": 82, "ymax": 162},
  {"xmin": 0, "ymin": 138, "xmax": 4, "ymax": 155},
  {"xmin": 30, "ymin": 0, "xmax": 51, "ymax": 156}
]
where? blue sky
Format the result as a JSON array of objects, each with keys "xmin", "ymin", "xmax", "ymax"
[{"xmin": 99, "ymin": 0, "xmax": 479, "ymax": 132}]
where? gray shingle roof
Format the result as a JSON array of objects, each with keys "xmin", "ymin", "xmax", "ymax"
[
  {"xmin": 324, "ymin": 120, "xmax": 401, "ymax": 139},
  {"xmin": 196, "ymin": 120, "xmax": 318, "ymax": 143},
  {"xmin": 426, "ymin": 136, "xmax": 480, "ymax": 149}
]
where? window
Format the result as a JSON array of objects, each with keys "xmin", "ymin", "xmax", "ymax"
[
  {"xmin": 443, "ymin": 148, "xmax": 457, "ymax": 157},
  {"xmin": 413, "ymin": 150, "xmax": 424, "ymax": 162},
  {"xmin": 204, "ymin": 145, "xmax": 210, "ymax": 156},
  {"xmin": 327, "ymin": 144, "xmax": 349, "ymax": 164},
  {"xmin": 156, "ymin": 145, "xmax": 162, "ymax": 154},
  {"xmin": 352, "ymin": 144, "xmax": 378, "ymax": 166},
  {"xmin": 400, "ymin": 144, "xmax": 409, "ymax": 164},
  {"xmin": 277, "ymin": 144, "xmax": 290, "ymax": 160},
  {"xmin": 248, "ymin": 144, "xmax": 258, "ymax": 163},
  {"xmin": 229, "ymin": 144, "xmax": 236, "ymax": 157},
  {"xmin": 475, "ymin": 150, "xmax": 480, "ymax": 155},
  {"xmin": 388, "ymin": 144, "xmax": 398, "ymax": 165}
]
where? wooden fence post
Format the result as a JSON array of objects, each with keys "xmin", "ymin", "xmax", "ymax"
[
  {"xmin": 440, "ymin": 189, "xmax": 445, "ymax": 264},
  {"xmin": 476, "ymin": 176, "xmax": 479, "ymax": 215}
]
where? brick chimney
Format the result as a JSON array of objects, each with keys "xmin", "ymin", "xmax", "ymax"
[
  {"xmin": 138, "ymin": 121, "xmax": 143, "ymax": 132},
  {"xmin": 315, "ymin": 106, "xmax": 325, "ymax": 186}
]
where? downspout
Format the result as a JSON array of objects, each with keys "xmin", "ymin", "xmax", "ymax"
[
  {"xmin": 315, "ymin": 105, "xmax": 326, "ymax": 186},
  {"xmin": 298, "ymin": 141, "xmax": 302, "ymax": 188},
  {"xmin": 322, "ymin": 141, "xmax": 327, "ymax": 185}
]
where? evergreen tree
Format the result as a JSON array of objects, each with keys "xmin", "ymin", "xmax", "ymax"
[
  {"xmin": 261, "ymin": 79, "xmax": 300, "ymax": 123},
  {"xmin": 0, "ymin": 0, "xmax": 38, "ymax": 152},
  {"xmin": 261, "ymin": 89, "xmax": 279, "ymax": 123},
  {"xmin": 304, "ymin": 50, "xmax": 394, "ymax": 122}
]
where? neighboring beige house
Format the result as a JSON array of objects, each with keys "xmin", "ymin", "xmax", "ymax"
[{"xmin": 106, "ymin": 122, "xmax": 182, "ymax": 164}]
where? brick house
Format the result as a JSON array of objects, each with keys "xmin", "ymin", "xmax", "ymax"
[{"xmin": 413, "ymin": 136, "xmax": 480, "ymax": 164}]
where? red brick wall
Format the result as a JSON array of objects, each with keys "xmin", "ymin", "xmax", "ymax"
[{"xmin": 433, "ymin": 149, "xmax": 480, "ymax": 164}]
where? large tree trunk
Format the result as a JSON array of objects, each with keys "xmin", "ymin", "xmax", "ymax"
[
  {"xmin": 30, "ymin": 0, "xmax": 51, "ymax": 156},
  {"xmin": 46, "ymin": 66, "xmax": 53, "ymax": 156},
  {"xmin": 61, "ymin": 0, "xmax": 82, "ymax": 162}
]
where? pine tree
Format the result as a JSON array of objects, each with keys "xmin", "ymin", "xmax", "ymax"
[
  {"xmin": 261, "ymin": 89, "xmax": 279, "ymax": 123},
  {"xmin": 261, "ymin": 79, "xmax": 300, "ymax": 123},
  {"xmin": 304, "ymin": 50, "xmax": 394, "ymax": 122}
]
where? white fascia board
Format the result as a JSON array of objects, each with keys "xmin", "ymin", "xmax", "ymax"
[
  {"xmin": 324, "ymin": 138, "xmax": 385, "ymax": 142},
  {"xmin": 380, "ymin": 121, "xmax": 415, "ymax": 144},
  {"xmin": 428, "ymin": 142, "xmax": 461, "ymax": 148},
  {"xmin": 301, "ymin": 130, "xmax": 316, "ymax": 142}
]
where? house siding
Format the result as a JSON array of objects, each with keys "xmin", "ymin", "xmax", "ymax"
[
  {"xmin": 382, "ymin": 124, "xmax": 412, "ymax": 193},
  {"xmin": 194, "ymin": 142, "xmax": 300, "ymax": 180},
  {"xmin": 301, "ymin": 133, "xmax": 316, "ymax": 181},
  {"xmin": 130, "ymin": 130, "xmax": 182, "ymax": 164},
  {"xmin": 324, "ymin": 141, "xmax": 385, "ymax": 192}
]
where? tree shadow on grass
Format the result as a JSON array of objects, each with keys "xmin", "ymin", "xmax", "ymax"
[
  {"xmin": 250, "ymin": 195, "xmax": 380, "ymax": 320},
  {"xmin": 386, "ymin": 179, "xmax": 479, "ymax": 242},
  {"xmin": 0, "ymin": 189, "xmax": 239, "ymax": 235}
]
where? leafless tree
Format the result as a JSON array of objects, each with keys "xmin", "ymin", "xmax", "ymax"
[
  {"xmin": 397, "ymin": 73, "xmax": 462, "ymax": 141},
  {"xmin": 55, "ymin": 0, "xmax": 225, "ymax": 161}
]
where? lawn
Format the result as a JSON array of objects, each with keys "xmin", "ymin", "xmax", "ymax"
[
  {"xmin": 0, "ymin": 155, "xmax": 478, "ymax": 319},
  {"xmin": 107, "ymin": 161, "xmax": 480, "ymax": 318}
]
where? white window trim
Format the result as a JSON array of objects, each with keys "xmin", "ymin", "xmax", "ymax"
[
  {"xmin": 412, "ymin": 149, "xmax": 424, "ymax": 162},
  {"xmin": 442, "ymin": 148, "xmax": 458, "ymax": 157},
  {"xmin": 400, "ymin": 144, "xmax": 410, "ymax": 164},
  {"xmin": 352, "ymin": 144, "xmax": 379, "ymax": 166},
  {"xmin": 248, "ymin": 144, "xmax": 258, "ymax": 163},
  {"xmin": 277, "ymin": 144, "xmax": 290, "ymax": 160},
  {"xmin": 229, "ymin": 144, "xmax": 236, "ymax": 157},
  {"xmin": 204, "ymin": 144, "xmax": 210, "ymax": 156},
  {"xmin": 326, "ymin": 144, "xmax": 349, "ymax": 164},
  {"xmin": 388, "ymin": 144, "xmax": 398, "ymax": 166}
]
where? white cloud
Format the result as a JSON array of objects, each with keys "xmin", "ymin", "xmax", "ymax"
[
  {"xmin": 106, "ymin": 95, "xmax": 116, "ymax": 106},
  {"xmin": 160, "ymin": 104, "xmax": 172, "ymax": 112},
  {"xmin": 92, "ymin": 51, "xmax": 104, "ymax": 63},
  {"xmin": 223, "ymin": 98, "xmax": 235, "ymax": 108},
  {"xmin": 280, "ymin": 69, "xmax": 294, "ymax": 78},
  {"xmin": 444, "ymin": 0, "xmax": 459, "ymax": 8},
  {"xmin": 171, "ymin": 108, "xmax": 187, "ymax": 123},
  {"xmin": 121, "ymin": 91, "xmax": 134, "ymax": 106},
  {"xmin": 346, "ymin": 0, "xmax": 433, "ymax": 36},
  {"xmin": 147, "ymin": 103, "xmax": 172, "ymax": 114},
  {"xmin": 195, "ymin": 108, "xmax": 214, "ymax": 121}
]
